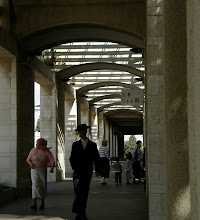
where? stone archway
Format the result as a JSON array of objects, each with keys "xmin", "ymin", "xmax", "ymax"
[{"xmin": 56, "ymin": 62, "xmax": 144, "ymax": 82}]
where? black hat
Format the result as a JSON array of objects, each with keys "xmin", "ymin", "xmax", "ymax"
[{"xmin": 75, "ymin": 124, "xmax": 90, "ymax": 131}]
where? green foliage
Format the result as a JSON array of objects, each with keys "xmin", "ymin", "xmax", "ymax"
[
  {"xmin": 0, "ymin": 181, "xmax": 10, "ymax": 191},
  {"xmin": 35, "ymin": 117, "xmax": 40, "ymax": 132},
  {"xmin": 124, "ymin": 135, "xmax": 137, "ymax": 157}
]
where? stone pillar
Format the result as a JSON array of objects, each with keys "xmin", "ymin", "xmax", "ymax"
[
  {"xmin": 76, "ymin": 97, "xmax": 81, "ymax": 125},
  {"xmin": 164, "ymin": 1, "xmax": 190, "ymax": 219},
  {"xmin": 81, "ymin": 103, "xmax": 89, "ymax": 125},
  {"xmin": 146, "ymin": 0, "xmax": 166, "ymax": 218},
  {"xmin": 0, "ymin": 50, "xmax": 16, "ymax": 187},
  {"xmin": 115, "ymin": 133, "xmax": 118, "ymax": 157},
  {"xmin": 17, "ymin": 54, "xmax": 34, "ymax": 196},
  {"xmin": 65, "ymin": 94, "xmax": 77, "ymax": 176},
  {"xmin": 104, "ymin": 117, "xmax": 109, "ymax": 141},
  {"xmin": 88, "ymin": 105, "xmax": 92, "ymax": 138},
  {"xmin": 40, "ymin": 83, "xmax": 57, "ymax": 182},
  {"xmin": 97, "ymin": 111, "xmax": 104, "ymax": 148},
  {"xmin": 56, "ymin": 80, "xmax": 65, "ymax": 181},
  {"xmin": 91, "ymin": 108, "xmax": 97, "ymax": 142},
  {"xmin": 109, "ymin": 124, "xmax": 113, "ymax": 158},
  {"xmin": 187, "ymin": 1, "xmax": 200, "ymax": 218},
  {"xmin": 117, "ymin": 133, "xmax": 124, "ymax": 158}
]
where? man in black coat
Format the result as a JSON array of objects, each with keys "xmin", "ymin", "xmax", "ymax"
[{"xmin": 69, "ymin": 124, "xmax": 100, "ymax": 220}]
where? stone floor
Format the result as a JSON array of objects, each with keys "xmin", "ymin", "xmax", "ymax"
[{"xmin": 0, "ymin": 171, "xmax": 148, "ymax": 220}]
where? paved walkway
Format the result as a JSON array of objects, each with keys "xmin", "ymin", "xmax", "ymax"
[{"xmin": 0, "ymin": 171, "xmax": 148, "ymax": 220}]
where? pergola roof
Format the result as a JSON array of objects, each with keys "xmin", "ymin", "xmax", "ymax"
[{"xmin": 38, "ymin": 41, "xmax": 145, "ymax": 113}]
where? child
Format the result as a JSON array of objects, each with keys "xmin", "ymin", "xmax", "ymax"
[
  {"xmin": 111, "ymin": 157, "xmax": 122, "ymax": 185},
  {"xmin": 125, "ymin": 152, "xmax": 134, "ymax": 185}
]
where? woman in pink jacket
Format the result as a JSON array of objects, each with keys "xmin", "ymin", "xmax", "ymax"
[{"xmin": 27, "ymin": 138, "xmax": 55, "ymax": 210}]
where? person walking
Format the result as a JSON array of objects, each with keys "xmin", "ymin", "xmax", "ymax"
[
  {"xmin": 132, "ymin": 140, "xmax": 143, "ymax": 183},
  {"xmin": 26, "ymin": 138, "xmax": 55, "ymax": 210},
  {"xmin": 111, "ymin": 157, "xmax": 122, "ymax": 185},
  {"xmin": 99, "ymin": 140, "xmax": 110, "ymax": 185},
  {"xmin": 69, "ymin": 124, "xmax": 100, "ymax": 220}
]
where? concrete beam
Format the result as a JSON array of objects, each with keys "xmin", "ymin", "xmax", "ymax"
[
  {"xmin": 19, "ymin": 25, "xmax": 144, "ymax": 53},
  {"xmin": 56, "ymin": 62, "xmax": 144, "ymax": 81},
  {"xmin": 77, "ymin": 81, "xmax": 142, "ymax": 96},
  {"xmin": 89, "ymin": 94, "xmax": 121, "ymax": 105}
]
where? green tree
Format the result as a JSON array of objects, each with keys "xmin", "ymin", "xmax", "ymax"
[
  {"xmin": 35, "ymin": 117, "xmax": 40, "ymax": 132},
  {"xmin": 124, "ymin": 135, "xmax": 137, "ymax": 157}
]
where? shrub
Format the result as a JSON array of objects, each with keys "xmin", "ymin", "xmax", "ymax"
[{"xmin": 0, "ymin": 181, "xmax": 10, "ymax": 191}]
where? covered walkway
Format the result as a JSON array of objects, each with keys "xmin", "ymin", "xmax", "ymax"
[{"xmin": 0, "ymin": 171, "xmax": 147, "ymax": 220}]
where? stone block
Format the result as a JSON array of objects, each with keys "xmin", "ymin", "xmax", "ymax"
[
  {"xmin": 10, "ymin": 141, "xmax": 17, "ymax": 153},
  {"xmin": 149, "ymin": 153, "xmax": 164, "ymax": 164},
  {"xmin": 0, "ymin": 125, "xmax": 11, "ymax": 136},
  {"xmin": 10, "ymin": 157, "xmax": 17, "ymax": 172},
  {"xmin": 11, "ymin": 125, "xmax": 17, "ymax": 136},
  {"xmin": 0, "ymin": 94, "xmax": 10, "ymax": 104},
  {"xmin": 158, "ymin": 16, "xmax": 163, "ymax": 37},
  {"xmin": 11, "ymin": 109, "xmax": 16, "ymax": 121},
  {"xmin": 0, "ymin": 140, "xmax": 10, "ymax": 152},
  {"xmin": 149, "ymin": 125, "xmax": 164, "ymax": 134},
  {"xmin": 149, "ymin": 194, "xmax": 161, "ymax": 215},
  {"xmin": 43, "ymin": 120, "xmax": 53, "ymax": 129},
  {"xmin": 160, "ymin": 194, "xmax": 166, "ymax": 215},
  {"xmin": 147, "ymin": 45, "xmax": 160, "ymax": 67},
  {"xmin": 0, "ymin": 157, "xmax": 11, "ymax": 170},
  {"xmin": 149, "ymin": 164, "xmax": 160, "ymax": 183},
  {"xmin": 0, "ymin": 77, "xmax": 10, "ymax": 88},
  {"xmin": 11, "ymin": 94, "xmax": 16, "ymax": 105},
  {"xmin": 43, "ymin": 109, "xmax": 52, "ymax": 118},
  {"xmin": 147, "ymin": 37, "xmax": 162, "ymax": 46},
  {"xmin": 147, "ymin": 16, "xmax": 159, "ymax": 37},
  {"xmin": 0, "ymin": 110, "xmax": 11, "ymax": 122},
  {"xmin": 148, "ymin": 105, "xmax": 161, "ymax": 126},
  {"xmin": 150, "ymin": 184, "xmax": 165, "ymax": 194},
  {"xmin": 147, "ymin": 6, "xmax": 163, "ymax": 16},
  {"xmin": 147, "ymin": 0, "xmax": 163, "ymax": 7},
  {"xmin": 11, "ymin": 78, "xmax": 16, "ymax": 89},
  {"xmin": 148, "ymin": 75, "xmax": 162, "ymax": 95}
]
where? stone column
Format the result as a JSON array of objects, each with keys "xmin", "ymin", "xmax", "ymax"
[
  {"xmin": 91, "ymin": 108, "xmax": 97, "ymax": 142},
  {"xmin": 146, "ymin": 0, "xmax": 166, "ymax": 218},
  {"xmin": 88, "ymin": 105, "xmax": 92, "ymax": 138},
  {"xmin": 115, "ymin": 133, "xmax": 118, "ymax": 157},
  {"xmin": 117, "ymin": 133, "xmax": 124, "ymax": 158},
  {"xmin": 0, "ymin": 51, "xmax": 17, "ymax": 187},
  {"xmin": 109, "ymin": 124, "xmax": 113, "ymax": 158},
  {"xmin": 164, "ymin": 0, "xmax": 190, "ymax": 219},
  {"xmin": 97, "ymin": 111, "xmax": 104, "ymax": 148},
  {"xmin": 81, "ymin": 103, "xmax": 89, "ymax": 125},
  {"xmin": 40, "ymin": 83, "xmax": 57, "ymax": 182},
  {"xmin": 187, "ymin": 1, "xmax": 200, "ymax": 218},
  {"xmin": 56, "ymin": 80, "xmax": 65, "ymax": 180},
  {"xmin": 65, "ymin": 94, "xmax": 77, "ymax": 177},
  {"xmin": 17, "ymin": 54, "xmax": 34, "ymax": 196},
  {"xmin": 76, "ymin": 97, "xmax": 81, "ymax": 125},
  {"xmin": 104, "ymin": 117, "xmax": 109, "ymax": 141}
]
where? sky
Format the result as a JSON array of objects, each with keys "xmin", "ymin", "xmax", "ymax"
[{"xmin": 34, "ymin": 83, "xmax": 40, "ymax": 128}]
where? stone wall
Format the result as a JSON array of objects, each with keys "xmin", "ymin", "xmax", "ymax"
[
  {"xmin": 187, "ymin": 1, "xmax": 200, "ymax": 218},
  {"xmin": 146, "ymin": 0, "xmax": 166, "ymax": 219},
  {"xmin": 0, "ymin": 49, "xmax": 16, "ymax": 187}
]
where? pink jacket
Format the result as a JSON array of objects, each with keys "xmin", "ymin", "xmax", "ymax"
[{"xmin": 27, "ymin": 148, "xmax": 55, "ymax": 168}]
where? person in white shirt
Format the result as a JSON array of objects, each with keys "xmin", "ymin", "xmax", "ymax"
[{"xmin": 99, "ymin": 140, "xmax": 110, "ymax": 185}]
